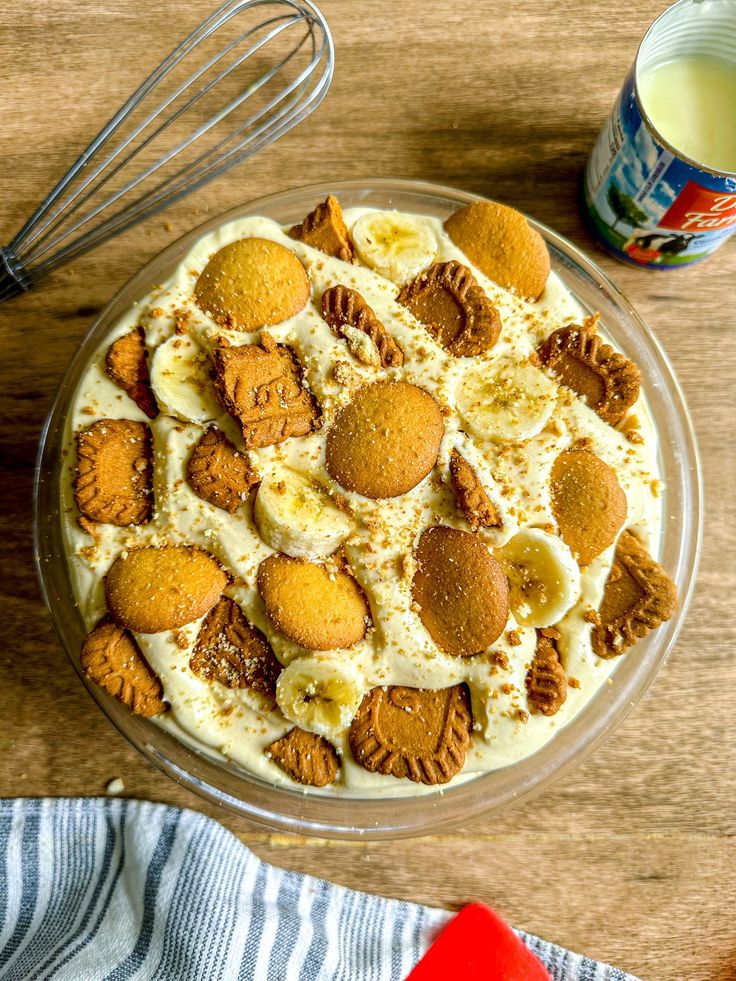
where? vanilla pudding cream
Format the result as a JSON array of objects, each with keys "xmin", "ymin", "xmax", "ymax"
[{"xmin": 61, "ymin": 207, "xmax": 662, "ymax": 796}]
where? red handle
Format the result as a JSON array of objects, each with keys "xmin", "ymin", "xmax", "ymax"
[{"xmin": 406, "ymin": 903, "xmax": 552, "ymax": 981}]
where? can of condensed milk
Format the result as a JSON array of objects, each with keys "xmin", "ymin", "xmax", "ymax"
[{"xmin": 583, "ymin": 0, "xmax": 736, "ymax": 268}]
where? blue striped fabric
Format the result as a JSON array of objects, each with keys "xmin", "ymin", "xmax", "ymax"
[{"xmin": 0, "ymin": 799, "xmax": 641, "ymax": 981}]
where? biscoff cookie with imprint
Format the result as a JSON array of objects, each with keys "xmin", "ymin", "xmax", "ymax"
[
  {"xmin": 349, "ymin": 684, "xmax": 473, "ymax": 785},
  {"xmin": 592, "ymin": 530, "xmax": 677, "ymax": 659},
  {"xmin": 449, "ymin": 449, "xmax": 501, "ymax": 531},
  {"xmin": 397, "ymin": 259, "xmax": 502, "ymax": 358},
  {"xmin": 81, "ymin": 618, "xmax": 167, "ymax": 717},
  {"xmin": 187, "ymin": 425, "xmax": 259, "ymax": 513},
  {"xmin": 525, "ymin": 632, "xmax": 568, "ymax": 717},
  {"xmin": 190, "ymin": 596, "xmax": 281, "ymax": 696},
  {"xmin": 289, "ymin": 195, "xmax": 353, "ymax": 263},
  {"xmin": 538, "ymin": 323, "xmax": 641, "ymax": 426},
  {"xmin": 267, "ymin": 727, "xmax": 340, "ymax": 788},
  {"xmin": 105, "ymin": 327, "xmax": 158, "ymax": 419},
  {"xmin": 75, "ymin": 419, "xmax": 153, "ymax": 527},
  {"xmin": 321, "ymin": 285, "xmax": 404, "ymax": 368},
  {"xmin": 212, "ymin": 334, "xmax": 322, "ymax": 449}
]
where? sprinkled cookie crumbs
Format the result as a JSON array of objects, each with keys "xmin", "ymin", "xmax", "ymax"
[{"xmin": 172, "ymin": 630, "xmax": 189, "ymax": 650}]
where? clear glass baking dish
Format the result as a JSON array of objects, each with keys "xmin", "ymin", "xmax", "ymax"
[{"xmin": 34, "ymin": 179, "xmax": 702, "ymax": 839}]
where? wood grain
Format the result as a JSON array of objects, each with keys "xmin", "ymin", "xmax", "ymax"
[{"xmin": 0, "ymin": 3, "xmax": 734, "ymax": 980}]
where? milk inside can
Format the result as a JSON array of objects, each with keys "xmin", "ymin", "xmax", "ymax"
[{"xmin": 583, "ymin": 0, "xmax": 736, "ymax": 268}]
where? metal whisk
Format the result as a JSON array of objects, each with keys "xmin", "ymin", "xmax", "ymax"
[{"xmin": 0, "ymin": 0, "xmax": 333, "ymax": 301}]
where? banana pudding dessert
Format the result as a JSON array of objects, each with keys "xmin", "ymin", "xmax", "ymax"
[{"xmin": 62, "ymin": 194, "xmax": 677, "ymax": 795}]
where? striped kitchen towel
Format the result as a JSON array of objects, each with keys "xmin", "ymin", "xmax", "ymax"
[{"xmin": 0, "ymin": 798, "xmax": 640, "ymax": 981}]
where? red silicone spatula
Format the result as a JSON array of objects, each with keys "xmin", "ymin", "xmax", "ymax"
[{"xmin": 406, "ymin": 903, "xmax": 552, "ymax": 981}]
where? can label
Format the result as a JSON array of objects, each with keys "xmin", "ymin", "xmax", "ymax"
[{"xmin": 583, "ymin": 67, "xmax": 736, "ymax": 268}]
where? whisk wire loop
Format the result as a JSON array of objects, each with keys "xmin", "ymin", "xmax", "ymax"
[
  {"xmin": 26, "ymin": 16, "xmax": 310, "ymax": 268},
  {"xmin": 0, "ymin": 0, "xmax": 333, "ymax": 300},
  {"xmin": 31, "ymin": 42, "xmax": 324, "ymax": 279}
]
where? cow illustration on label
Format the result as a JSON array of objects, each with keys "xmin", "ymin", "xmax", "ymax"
[{"xmin": 623, "ymin": 230, "xmax": 696, "ymax": 266}]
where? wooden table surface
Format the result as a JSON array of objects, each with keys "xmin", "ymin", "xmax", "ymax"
[{"xmin": 1, "ymin": 2, "xmax": 734, "ymax": 979}]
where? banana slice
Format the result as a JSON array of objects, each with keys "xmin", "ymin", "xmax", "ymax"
[
  {"xmin": 150, "ymin": 334, "xmax": 221, "ymax": 424},
  {"xmin": 351, "ymin": 210, "xmax": 437, "ymax": 285},
  {"xmin": 456, "ymin": 358, "xmax": 558, "ymax": 443},
  {"xmin": 254, "ymin": 468, "xmax": 354, "ymax": 560},
  {"xmin": 276, "ymin": 657, "xmax": 363, "ymax": 736},
  {"xmin": 498, "ymin": 528, "xmax": 581, "ymax": 628}
]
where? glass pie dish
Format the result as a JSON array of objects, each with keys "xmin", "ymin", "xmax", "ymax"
[{"xmin": 34, "ymin": 179, "xmax": 702, "ymax": 839}]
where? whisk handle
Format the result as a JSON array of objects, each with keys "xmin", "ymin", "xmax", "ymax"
[{"xmin": 0, "ymin": 249, "xmax": 29, "ymax": 300}]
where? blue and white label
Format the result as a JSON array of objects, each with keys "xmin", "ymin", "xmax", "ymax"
[{"xmin": 584, "ymin": 68, "xmax": 736, "ymax": 268}]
